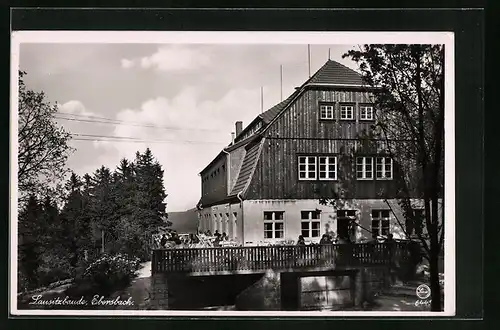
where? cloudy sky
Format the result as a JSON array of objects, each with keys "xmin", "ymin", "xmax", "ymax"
[{"xmin": 19, "ymin": 42, "xmax": 360, "ymax": 212}]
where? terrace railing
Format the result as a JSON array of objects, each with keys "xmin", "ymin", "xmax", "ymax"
[{"xmin": 151, "ymin": 242, "xmax": 418, "ymax": 274}]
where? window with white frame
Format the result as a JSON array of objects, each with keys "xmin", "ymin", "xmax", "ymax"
[
  {"xmin": 301, "ymin": 211, "xmax": 321, "ymax": 238},
  {"xmin": 340, "ymin": 105, "xmax": 354, "ymax": 120},
  {"xmin": 360, "ymin": 105, "xmax": 374, "ymax": 120},
  {"xmin": 371, "ymin": 210, "xmax": 391, "ymax": 238},
  {"xmin": 298, "ymin": 156, "xmax": 317, "ymax": 180},
  {"xmin": 318, "ymin": 156, "xmax": 337, "ymax": 180},
  {"xmin": 376, "ymin": 157, "xmax": 393, "ymax": 179},
  {"xmin": 319, "ymin": 104, "xmax": 335, "ymax": 120},
  {"xmin": 356, "ymin": 157, "xmax": 374, "ymax": 179},
  {"xmin": 263, "ymin": 211, "xmax": 284, "ymax": 239}
]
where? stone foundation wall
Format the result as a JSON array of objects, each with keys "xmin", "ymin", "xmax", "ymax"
[
  {"xmin": 354, "ymin": 267, "xmax": 391, "ymax": 307},
  {"xmin": 236, "ymin": 267, "xmax": 394, "ymax": 311},
  {"xmin": 235, "ymin": 270, "xmax": 281, "ymax": 310},
  {"xmin": 150, "ymin": 274, "xmax": 169, "ymax": 309},
  {"xmin": 152, "ymin": 266, "xmax": 406, "ymax": 311}
]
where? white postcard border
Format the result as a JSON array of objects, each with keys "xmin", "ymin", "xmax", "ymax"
[{"xmin": 10, "ymin": 31, "xmax": 456, "ymax": 317}]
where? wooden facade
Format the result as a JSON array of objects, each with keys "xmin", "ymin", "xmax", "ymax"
[
  {"xmin": 246, "ymin": 87, "xmax": 405, "ymax": 200},
  {"xmin": 196, "ymin": 60, "xmax": 424, "ymax": 245}
]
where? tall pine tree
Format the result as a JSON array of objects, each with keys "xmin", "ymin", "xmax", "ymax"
[
  {"xmin": 133, "ymin": 149, "xmax": 167, "ymax": 241},
  {"xmin": 60, "ymin": 172, "xmax": 86, "ymax": 269},
  {"xmin": 18, "ymin": 195, "xmax": 44, "ymax": 290}
]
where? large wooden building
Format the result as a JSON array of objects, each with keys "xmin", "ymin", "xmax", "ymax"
[{"xmin": 196, "ymin": 60, "xmax": 425, "ymax": 245}]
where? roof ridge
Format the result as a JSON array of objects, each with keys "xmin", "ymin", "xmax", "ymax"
[
  {"xmin": 305, "ymin": 60, "xmax": 331, "ymax": 83},
  {"xmin": 328, "ymin": 59, "xmax": 362, "ymax": 76}
]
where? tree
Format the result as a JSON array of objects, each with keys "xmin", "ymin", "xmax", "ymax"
[
  {"xmin": 131, "ymin": 149, "xmax": 167, "ymax": 259},
  {"xmin": 18, "ymin": 195, "xmax": 44, "ymax": 290},
  {"xmin": 114, "ymin": 158, "xmax": 137, "ymax": 218},
  {"xmin": 133, "ymin": 149, "xmax": 167, "ymax": 230},
  {"xmin": 17, "ymin": 71, "xmax": 74, "ymax": 204},
  {"xmin": 87, "ymin": 166, "xmax": 119, "ymax": 254},
  {"xmin": 37, "ymin": 195, "xmax": 73, "ymax": 285},
  {"xmin": 60, "ymin": 173, "xmax": 86, "ymax": 269},
  {"xmin": 342, "ymin": 44, "xmax": 444, "ymax": 311}
]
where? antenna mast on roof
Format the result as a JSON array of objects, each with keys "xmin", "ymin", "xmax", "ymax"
[
  {"xmin": 308, "ymin": 44, "xmax": 311, "ymax": 78},
  {"xmin": 280, "ymin": 64, "xmax": 283, "ymax": 101},
  {"xmin": 328, "ymin": 48, "xmax": 331, "ymax": 60},
  {"xmin": 260, "ymin": 86, "xmax": 263, "ymax": 113}
]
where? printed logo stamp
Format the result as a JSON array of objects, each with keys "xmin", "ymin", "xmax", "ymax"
[{"xmin": 416, "ymin": 284, "xmax": 431, "ymax": 300}]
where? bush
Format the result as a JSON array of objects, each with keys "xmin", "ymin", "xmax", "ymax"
[{"xmin": 73, "ymin": 253, "xmax": 141, "ymax": 296}]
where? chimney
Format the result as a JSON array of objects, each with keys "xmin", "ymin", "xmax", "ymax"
[
  {"xmin": 235, "ymin": 121, "xmax": 243, "ymax": 136},
  {"xmin": 231, "ymin": 132, "xmax": 236, "ymax": 144}
]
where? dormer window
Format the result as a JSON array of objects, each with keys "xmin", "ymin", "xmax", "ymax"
[
  {"xmin": 360, "ymin": 105, "xmax": 374, "ymax": 120},
  {"xmin": 340, "ymin": 104, "xmax": 354, "ymax": 120},
  {"xmin": 319, "ymin": 104, "xmax": 335, "ymax": 120}
]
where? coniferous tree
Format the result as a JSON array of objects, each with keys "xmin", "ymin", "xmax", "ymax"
[
  {"xmin": 60, "ymin": 172, "xmax": 85, "ymax": 269},
  {"xmin": 133, "ymin": 149, "xmax": 167, "ymax": 258},
  {"xmin": 134, "ymin": 148, "xmax": 167, "ymax": 226},
  {"xmin": 88, "ymin": 166, "xmax": 122, "ymax": 254},
  {"xmin": 18, "ymin": 195, "xmax": 44, "ymax": 290},
  {"xmin": 112, "ymin": 158, "xmax": 140, "ymax": 256},
  {"xmin": 38, "ymin": 196, "xmax": 73, "ymax": 284}
]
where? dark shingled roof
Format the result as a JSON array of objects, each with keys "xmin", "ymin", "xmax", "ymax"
[
  {"xmin": 260, "ymin": 91, "xmax": 299, "ymax": 124},
  {"xmin": 308, "ymin": 60, "xmax": 364, "ymax": 86},
  {"xmin": 230, "ymin": 140, "xmax": 263, "ymax": 196},
  {"xmin": 260, "ymin": 60, "xmax": 363, "ymax": 126}
]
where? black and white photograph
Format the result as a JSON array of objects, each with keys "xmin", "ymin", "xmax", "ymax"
[{"xmin": 10, "ymin": 31, "xmax": 455, "ymax": 316}]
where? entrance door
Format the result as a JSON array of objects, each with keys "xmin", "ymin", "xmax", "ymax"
[
  {"xmin": 337, "ymin": 219, "xmax": 350, "ymax": 240},
  {"xmin": 336, "ymin": 210, "xmax": 356, "ymax": 241}
]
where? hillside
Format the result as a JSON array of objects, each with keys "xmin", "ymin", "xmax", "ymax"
[{"xmin": 167, "ymin": 208, "xmax": 199, "ymax": 233}]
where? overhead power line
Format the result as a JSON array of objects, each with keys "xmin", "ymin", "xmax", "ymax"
[
  {"xmin": 70, "ymin": 133, "xmax": 227, "ymax": 145},
  {"xmin": 55, "ymin": 112, "xmax": 221, "ymax": 132}
]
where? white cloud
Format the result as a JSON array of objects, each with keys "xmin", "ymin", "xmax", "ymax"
[
  {"xmin": 93, "ymin": 87, "xmax": 263, "ymax": 211},
  {"xmin": 121, "ymin": 45, "xmax": 211, "ymax": 72},
  {"xmin": 58, "ymin": 100, "xmax": 97, "ymax": 117},
  {"xmin": 120, "ymin": 58, "xmax": 135, "ymax": 69}
]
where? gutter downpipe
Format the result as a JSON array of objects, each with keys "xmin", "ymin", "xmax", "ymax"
[
  {"xmin": 222, "ymin": 148, "xmax": 230, "ymax": 195},
  {"xmin": 237, "ymin": 191, "xmax": 244, "ymax": 245},
  {"xmin": 222, "ymin": 148, "xmax": 232, "ymax": 237}
]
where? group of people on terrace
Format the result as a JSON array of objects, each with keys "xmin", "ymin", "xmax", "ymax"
[
  {"xmin": 158, "ymin": 230, "xmax": 396, "ymax": 249},
  {"xmin": 296, "ymin": 233, "xmax": 395, "ymax": 246}
]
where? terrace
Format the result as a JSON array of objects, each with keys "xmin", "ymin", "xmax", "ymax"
[{"xmin": 151, "ymin": 242, "xmax": 418, "ymax": 275}]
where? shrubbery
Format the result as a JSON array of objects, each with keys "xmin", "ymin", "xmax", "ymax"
[{"xmin": 69, "ymin": 254, "xmax": 141, "ymax": 296}]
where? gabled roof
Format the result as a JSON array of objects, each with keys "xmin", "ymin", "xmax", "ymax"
[
  {"xmin": 199, "ymin": 59, "xmax": 369, "ymax": 206},
  {"xmin": 307, "ymin": 59, "xmax": 364, "ymax": 86}
]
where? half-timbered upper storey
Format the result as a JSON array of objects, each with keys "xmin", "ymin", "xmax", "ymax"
[{"xmin": 197, "ymin": 60, "xmax": 410, "ymax": 209}]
